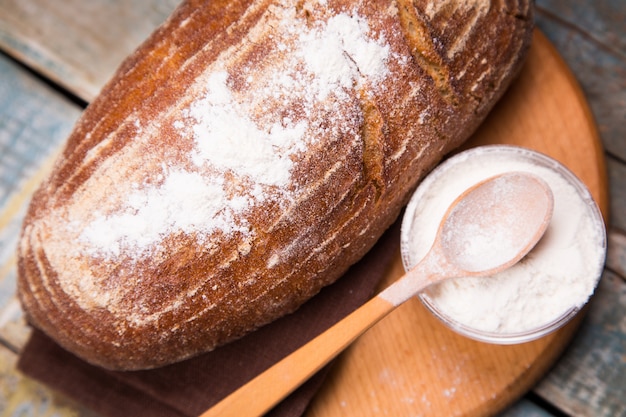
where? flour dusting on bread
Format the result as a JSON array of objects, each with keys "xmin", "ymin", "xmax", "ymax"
[{"xmin": 79, "ymin": 8, "xmax": 393, "ymax": 260}]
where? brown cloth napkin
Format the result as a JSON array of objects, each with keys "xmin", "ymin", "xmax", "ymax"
[{"xmin": 18, "ymin": 219, "xmax": 401, "ymax": 417}]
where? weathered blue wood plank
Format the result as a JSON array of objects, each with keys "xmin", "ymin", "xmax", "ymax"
[
  {"xmin": 535, "ymin": 0, "xmax": 626, "ymax": 163},
  {"xmin": 0, "ymin": 51, "xmax": 82, "ymax": 350},
  {"xmin": 534, "ymin": 270, "xmax": 626, "ymax": 417},
  {"xmin": 536, "ymin": 0, "xmax": 626, "ymax": 53},
  {"xmin": 0, "ymin": 52, "xmax": 97, "ymax": 417},
  {"xmin": 0, "ymin": 56, "xmax": 79, "ymax": 207},
  {"xmin": 0, "ymin": 0, "xmax": 179, "ymax": 101}
]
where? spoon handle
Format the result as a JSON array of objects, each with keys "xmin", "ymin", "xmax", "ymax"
[{"xmin": 199, "ymin": 295, "xmax": 395, "ymax": 417}]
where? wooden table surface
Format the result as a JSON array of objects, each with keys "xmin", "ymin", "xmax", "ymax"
[{"xmin": 0, "ymin": 1, "xmax": 623, "ymax": 416}]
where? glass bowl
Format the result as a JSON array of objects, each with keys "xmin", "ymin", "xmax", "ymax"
[{"xmin": 400, "ymin": 145, "xmax": 606, "ymax": 344}]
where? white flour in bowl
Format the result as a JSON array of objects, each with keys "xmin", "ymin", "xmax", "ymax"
[{"xmin": 400, "ymin": 145, "xmax": 606, "ymax": 342}]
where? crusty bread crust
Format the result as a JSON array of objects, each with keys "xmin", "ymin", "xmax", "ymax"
[{"xmin": 17, "ymin": 0, "xmax": 533, "ymax": 370}]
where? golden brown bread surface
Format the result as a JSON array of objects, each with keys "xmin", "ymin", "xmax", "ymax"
[{"xmin": 17, "ymin": 0, "xmax": 533, "ymax": 370}]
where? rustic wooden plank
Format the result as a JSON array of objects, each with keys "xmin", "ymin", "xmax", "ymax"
[
  {"xmin": 534, "ymin": 270, "xmax": 626, "ymax": 417},
  {"xmin": 0, "ymin": 344, "xmax": 100, "ymax": 417},
  {"xmin": 535, "ymin": 0, "xmax": 626, "ymax": 162},
  {"xmin": 0, "ymin": 51, "xmax": 82, "ymax": 350},
  {"xmin": 0, "ymin": 0, "xmax": 179, "ymax": 102},
  {"xmin": 536, "ymin": 0, "xmax": 626, "ymax": 52}
]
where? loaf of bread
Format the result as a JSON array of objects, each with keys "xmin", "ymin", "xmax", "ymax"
[{"xmin": 17, "ymin": 0, "xmax": 533, "ymax": 370}]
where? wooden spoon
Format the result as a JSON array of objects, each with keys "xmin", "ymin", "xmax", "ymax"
[{"xmin": 199, "ymin": 171, "xmax": 554, "ymax": 417}]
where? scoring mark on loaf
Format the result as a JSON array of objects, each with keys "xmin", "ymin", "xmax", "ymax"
[
  {"xmin": 396, "ymin": 0, "xmax": 505, "ymax": 109},
  {"xmin": 423, "ymin": 0, "xmax": 490, "ymax": 60},
  {"xmin": 397, "ymin": 0, "xmax": 458, "ymax": 107},
  {"xmin": 361, "ymin": 95, "xmax": 386, "ymax": 201}
]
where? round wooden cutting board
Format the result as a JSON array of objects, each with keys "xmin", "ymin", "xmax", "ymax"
[{"xmin": 306, "ymin": 30, "xmax": 609, "ymax": 417}]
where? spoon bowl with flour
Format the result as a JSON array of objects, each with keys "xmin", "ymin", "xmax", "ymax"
[{"xmin": 200, "ymin": 171, "xmax": 554, "ymax": 417}]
